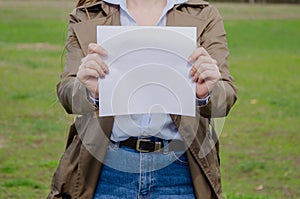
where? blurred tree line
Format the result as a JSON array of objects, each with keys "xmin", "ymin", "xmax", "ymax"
[{"xmin": 211, "ymin": 0, "xmax": 299, "ymax": 3}]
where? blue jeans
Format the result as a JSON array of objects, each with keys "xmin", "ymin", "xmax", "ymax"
[{"xmin": 93, "ymin": 142, "xmax": 195, "ymax": 199}]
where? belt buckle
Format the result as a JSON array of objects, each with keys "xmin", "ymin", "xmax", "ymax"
[{"xmin": 136, "ymin": 139, "xmax": 162, "ymax": 153}]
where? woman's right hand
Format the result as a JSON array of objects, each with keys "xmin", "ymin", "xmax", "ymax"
[{"xmin": 77, "ymin": 43, "xmax": 109, "ymax": 98}]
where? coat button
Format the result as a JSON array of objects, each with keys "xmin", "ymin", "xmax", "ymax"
[{"xmin": 61, "ymin": 193, "xmax": 71, "ymax": 199}]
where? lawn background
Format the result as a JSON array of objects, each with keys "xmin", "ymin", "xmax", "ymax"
[{"xmin": 0, "ymin": 1, "xmax": 299, "ymax": 198}]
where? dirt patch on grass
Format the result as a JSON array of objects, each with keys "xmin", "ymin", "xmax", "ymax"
[
  {"xmin": 0, "ymin": 136, "xmax": 7, "ymax": 149},
  {"xmin": 16, "ymin": 43, "xmax": 63, "ymax": 51}
]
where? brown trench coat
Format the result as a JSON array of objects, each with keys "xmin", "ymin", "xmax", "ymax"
[{"xmin": 48, "ymin": 0, "xmax": 237, "ymax": 198}]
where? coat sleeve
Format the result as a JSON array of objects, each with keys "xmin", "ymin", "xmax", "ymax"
[
  {"xmin": 197, "ymin": 5, "xmax": 237, "ymax": 118},
  {"xmin": 56, "ymin": 9, "xmax": 97, "ymax": 115}
]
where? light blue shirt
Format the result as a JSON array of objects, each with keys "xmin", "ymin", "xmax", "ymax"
[
  {"xmin": 101, "ymin": 0, "xmax": 206, "ymax": 141},
  {"xmin": 106, "ymin": 0, "xmax": 187, "ymax": 26}
]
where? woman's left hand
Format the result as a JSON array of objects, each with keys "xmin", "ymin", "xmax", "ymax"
[{"xmin": 189, "ymin": 47, "xmax": 221, "ymax": 99}]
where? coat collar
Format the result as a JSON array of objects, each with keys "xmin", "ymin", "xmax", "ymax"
[
  {"xmin": 178, "ymin": 0, "xmax": 209, "ymax": 5},
  {"xmin": 78, "ymin": 0, "xmax": 209, "ymax": 15},
  {"xmin": 73, "ymin": 1, "xmax": 121, "ymax": 55}
]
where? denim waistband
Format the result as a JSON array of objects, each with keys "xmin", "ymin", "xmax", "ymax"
[{"xmin": 104, "ymin": 141, "xmax": 187, "ymax": 173}]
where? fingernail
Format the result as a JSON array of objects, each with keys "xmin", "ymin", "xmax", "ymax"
[
  {"xmin": 102, "ymin": 49, "xmax": 108, "ymax": 56},
  {"xmin": 92, "ymin": 46, "xmax": 98, "ymax": 52},
  {"xmin": 103, "ymin": 63, "xmax": 109, "ymax": 72},
  {"xmin": 189, "ymin": 69, "xmax": 194, "ymax": 76}
]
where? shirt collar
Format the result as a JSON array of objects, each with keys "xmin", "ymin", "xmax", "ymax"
[{"xmin": 103, "ymin": 0, "xmax": 187, "ymax": 11}]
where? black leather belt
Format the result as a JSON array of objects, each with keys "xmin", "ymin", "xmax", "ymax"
[{"xmin": 114, "ymin": 137, "xmax": 186, "ymax": 153}]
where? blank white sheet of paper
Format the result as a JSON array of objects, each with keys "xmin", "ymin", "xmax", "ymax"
[{"xmin": 97, "ymin": 26, "xmax": 196, "ymax": 117}]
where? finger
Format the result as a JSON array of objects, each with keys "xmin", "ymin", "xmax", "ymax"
[
  {"xmin": 212, "ymin": 58, "xmax": 218, "ymax": 65},
  {"xmin": 77, "ymin": 67, "xmax": 101, "ymax": 80},
  {"xmin": 191, "ymin": 62, "xmax": 217, "ymax": 82},
  {"xmin": 84, "ymin": 60, "xmax": 106, "ymax": 78},
  {"xmin": 81, "ymin": 53, "xmax": 109, "ymax": 73},
  {"xmin": 188, "ymin": 47, "xmax": 210, "ymax": 63},
  {"xmin": 189, "ymin": 67, "xmax": 197, "ymax": 76},
  {"xmin": 88, "ymin": 43, "xmax": 108, "ymax": 56},
  {"xmin": 192, "ymin": 56, "xmax": 215, "ymax": 70},
  {"xmin": 195, "ymin": 63, "xmax": 219, "ymax": 76},
  {"xmin": 190, "ymin": 57, "xmax": 213, "ymax": 77},
  {"xmin": 79, "ymin": 60, "xmax": 105, "ymax": 78},
  {"xmin": 192, "ymin": 72, "xmax": 199, "ymax": 82},
  {"xmin": 197, "ymin": 70, "xmax": 221, "ymax": 84}
]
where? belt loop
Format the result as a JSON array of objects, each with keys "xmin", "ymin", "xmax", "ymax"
[
  {"xmin": 163, "ymin": 140, "xmax": 169, "ymax": 154},
  {"xmin": 112, "ymin": 141, "xmax": 120, "ymax": 150}
]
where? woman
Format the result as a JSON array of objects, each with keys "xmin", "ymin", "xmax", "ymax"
[{"xmin": 48, "ymin": 0, "xmax": 237, "ymax": 198}]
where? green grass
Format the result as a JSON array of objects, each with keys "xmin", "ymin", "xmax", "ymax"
[
  {"xmin": 219, "ymin": 5, "xmax": 300, "ymax": 198},
  {"xmin": 0, "ymin": 1, "xmax": 299, "ymax": 198}
]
